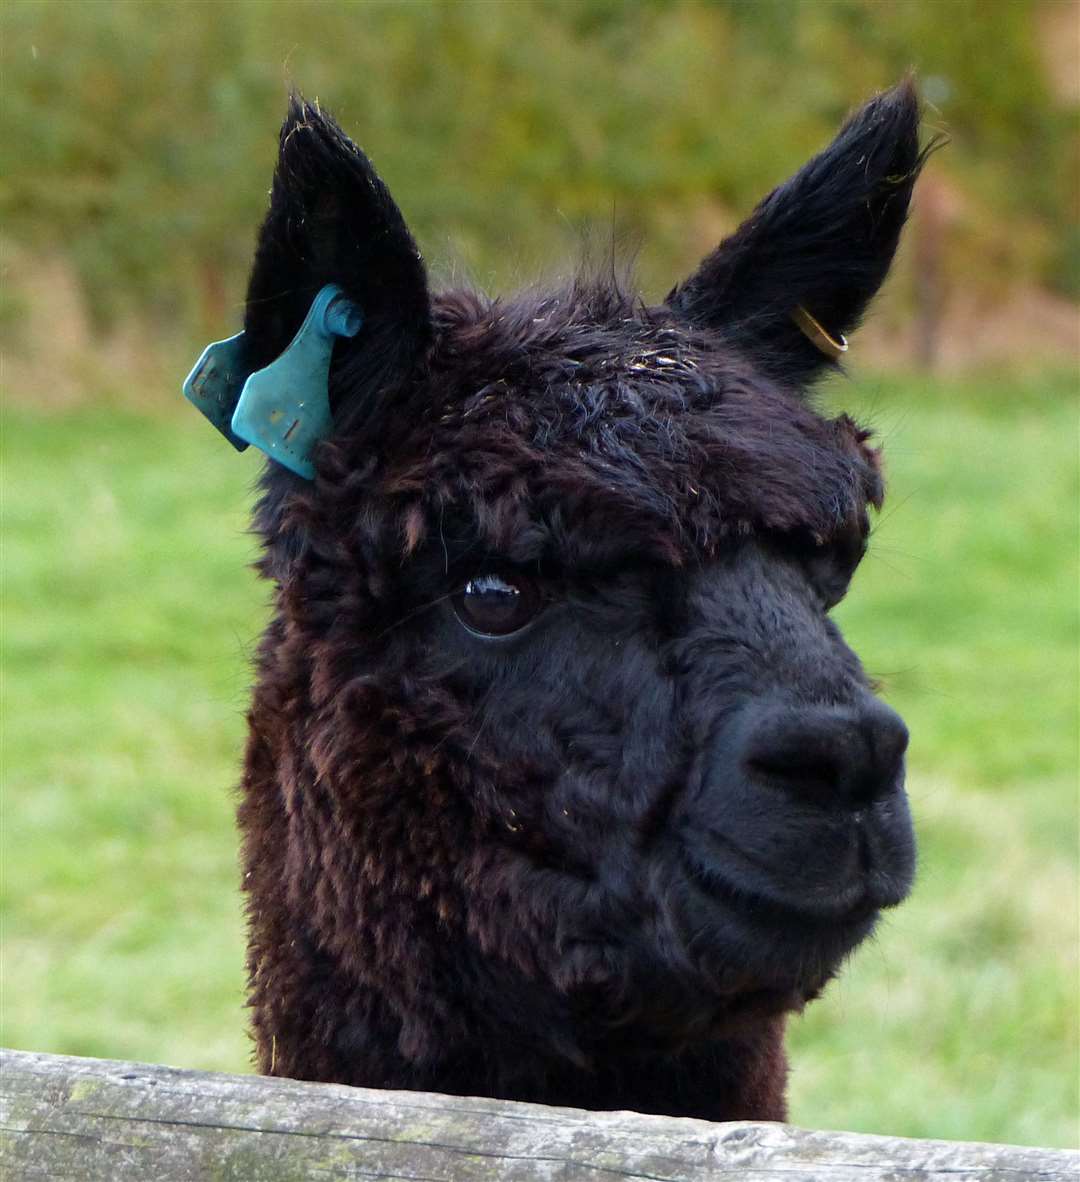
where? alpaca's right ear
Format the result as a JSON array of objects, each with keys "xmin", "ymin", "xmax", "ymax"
[{"xmin": 244, "ymin": 97, "xmax": 431, "ymax": 409}]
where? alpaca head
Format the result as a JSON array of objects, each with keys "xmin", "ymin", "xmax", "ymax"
[{"xmin": 226, "ymin": 82, "xmax": 924, "ymax": 1091}]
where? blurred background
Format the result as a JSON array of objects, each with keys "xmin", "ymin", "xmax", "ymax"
[{"xmin": 3, "ymin": 0, "xmax": 1077, "ymax": 1149}]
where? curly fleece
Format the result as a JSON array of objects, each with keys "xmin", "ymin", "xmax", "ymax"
[{"xmin": 234, "ymin": 80, "xmax": 925, "ymax": 1120}]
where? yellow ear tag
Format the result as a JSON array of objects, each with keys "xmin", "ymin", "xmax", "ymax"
[{"xmin": 792, "ymin": 305, "xmax": 849, "ymax": 361}]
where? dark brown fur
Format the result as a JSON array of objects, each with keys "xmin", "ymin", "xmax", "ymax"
[{"xmin": 232, "ymin": 82, "xmax": 926, "ymax": 1120}]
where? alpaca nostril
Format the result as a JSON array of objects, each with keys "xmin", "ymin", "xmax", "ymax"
[
  {"xmin": 745, "ymin": 745, "xmax": 845, "ymax": 805},
  {"xmin": 742, "ymin": 700, "xmax": 908, "ymax": 809},
  {"xmin": 746, "ymin": 749, "xmax": 840, "ymax": 798}
]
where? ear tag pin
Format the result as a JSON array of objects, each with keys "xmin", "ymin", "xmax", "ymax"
[
  {"xmin": 792, "ymin": 305, "xmax": 848, "ymax": 361},
  {"xmin": 182, "ymin": 284, "xmax": 363, "ymax": 479}
]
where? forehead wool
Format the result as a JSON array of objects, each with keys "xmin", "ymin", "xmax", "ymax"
[{"xmin": 338, "ymin": 280, "xmax": 882, "ymax": 565}]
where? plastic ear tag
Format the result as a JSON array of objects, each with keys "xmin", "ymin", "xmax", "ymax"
[
  {"xmin": 181, "ymin": 284, "xmax": 363, "ymax": 479},
  {"xmin": 232, "ymin": 286, "xmax": 362, "ymax": 479},
  {"xmin": 181, "ymin": 331, "xmax": 251, "ymax": 452}
]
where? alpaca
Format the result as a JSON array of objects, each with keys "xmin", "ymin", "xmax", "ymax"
[{"xmin": 194, "ymin": 81, "xmax": 926, "ymax": 1122}]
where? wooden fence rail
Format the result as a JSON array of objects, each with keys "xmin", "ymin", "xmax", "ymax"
[{"xmin": 1, "ymin": 1048, "xmax": 1076, "ymax": 1181}]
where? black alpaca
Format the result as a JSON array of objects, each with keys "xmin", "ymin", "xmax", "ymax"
[{"xmin": 212, "ymin": 81, "xmax": 926, "ymax": 1121}]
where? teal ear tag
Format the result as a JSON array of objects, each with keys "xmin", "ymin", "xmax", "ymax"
[
  {"xmin": 182, "ymin": 331, "xmax": 251, "ymax": 452},
  {"xmin": 232, "ymin": 285, "xmax": 362, "ymax": 479},
  {"xmin": 181, "ymin": 284, "xmax": 363, "ymax": 479}
]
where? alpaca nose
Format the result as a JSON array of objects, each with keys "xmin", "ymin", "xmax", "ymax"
[{"xmin": 742, "ymin": 698, "xmax": 908, "ymax": 809}]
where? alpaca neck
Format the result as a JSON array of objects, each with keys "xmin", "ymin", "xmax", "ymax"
[{"xmin": 430, "ymin": 1017, "xmax": 790, "ymax": 1123}]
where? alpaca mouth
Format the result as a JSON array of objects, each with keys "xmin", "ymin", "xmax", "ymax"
[
  {"xmin": 674, "ymin": 846, "xmax": 880, "ymax": 1006},
  {"xmin": 677, "ymin": 789, "xmax": 915, "ymax": 921},
  {"xmin": 683, "ymin": 827, "xmax": 883, "ymax": 924},
  {"xmin": 687, "ymin": 853, "xmax": 881, "ymax": 929}
]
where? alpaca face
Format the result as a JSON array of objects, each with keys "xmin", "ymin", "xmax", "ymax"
[
  {"xmin": 427, "ymin": 532, "xmax": 913, "ymax": 1034},
  {"xmin": 235, "ymin": 83, "xmax": 925, "ymax": 1067},
  {"xmin": 295, "ymin": 294, "xmax": 916, "ymax": 1043}
]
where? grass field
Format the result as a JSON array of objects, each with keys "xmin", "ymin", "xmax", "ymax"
[{"xmin": 3, "ymin": 370, "xmax": 1077, "ymax": 1148}]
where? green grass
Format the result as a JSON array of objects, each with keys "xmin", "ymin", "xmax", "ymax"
[{"xmin": 3, "ymin": 372, "xmax": 1077, "ymax": 1147}]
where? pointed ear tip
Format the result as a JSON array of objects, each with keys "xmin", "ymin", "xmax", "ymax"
[
  {"xmin": 280, "ymin": 93, "xmax": 313, "ymax": 146},
  {"xmin": 280, "ymin": 91, "xmax": 341, "ymax": 138},
  {"xmin": 867, "ymin": 76, "xmax": 921, "ymax": 137},
  {"xmin": 284, "ymin": 89, "xmax": 310, "ymax": 123},
  {"xmin": 275, "ymin": 95, "xmax": 361, "ymax": 175},
  {"xmin": 836, "ymin": 78, "xmax": 922, "ymax": 175},
  {"xmin": 891, "ymin": 72, "xmax": 920, "ymax": 104},
  {"xmin": 844, "ymin": 76, "xmax": 919, "ymax": 128},
  {"xmin": 887, "ymin": 74, "xmax": 921, "ymax": 127}
]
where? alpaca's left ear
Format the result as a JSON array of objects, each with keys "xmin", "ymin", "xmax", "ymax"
[{"xmin": 666, "ymin": 79, "xmax": 928, "ymax": 385}]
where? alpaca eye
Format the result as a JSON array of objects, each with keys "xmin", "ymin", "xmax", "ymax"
[{"xmin": 453, "ymin": 572, "xmax": 543, "ymax": 638}]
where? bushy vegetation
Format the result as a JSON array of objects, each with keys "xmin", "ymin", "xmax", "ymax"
[
  {"xmin": 4, "ymin": 372, "xmax": 1077, "ymax": 1147},
  {"xmin": 3, "ymin": 0, "xmax": 1077, "ymax": 344}
]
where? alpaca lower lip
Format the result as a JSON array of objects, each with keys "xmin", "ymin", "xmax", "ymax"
[{"xmin": 680, "ymin": 839, "xmax": 879, "ymax": 925}]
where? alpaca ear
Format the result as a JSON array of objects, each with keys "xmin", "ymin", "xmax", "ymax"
[
  {"xmin": 243, "ymin": 96, "xmax": 431, "ymax": 410},
  {"xmin": 666, "ymin": 80, "xmax": 926, "ymax": 385}
]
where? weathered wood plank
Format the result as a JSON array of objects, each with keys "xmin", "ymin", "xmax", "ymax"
[{"xmin": 0, "ymin": 1048, "xmax": 1075, "ymax": 1181}]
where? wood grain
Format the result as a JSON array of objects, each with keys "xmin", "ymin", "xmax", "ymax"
[{"xmin": 2, "ymin": 1048, "xmax": 1075, "ymax": 1181}]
